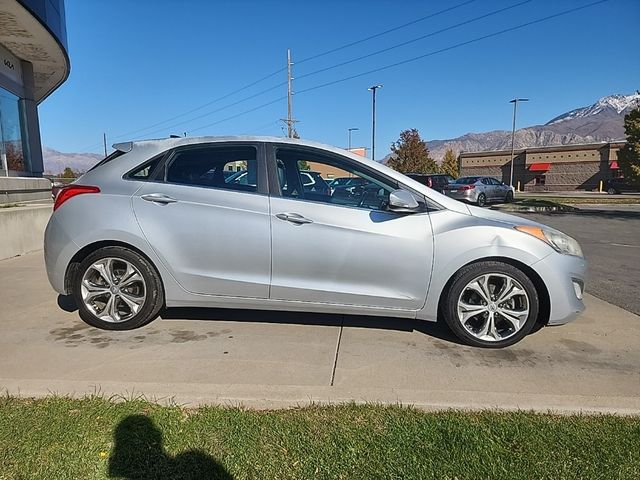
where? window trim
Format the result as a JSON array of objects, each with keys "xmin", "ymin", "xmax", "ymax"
[
  {"xmin": 267, "ymin": 143, "xmax": 435, "ymax": 213},
  {"xmin": 146, "ymin": 141, "xmax": 269, "ymax": 195}
]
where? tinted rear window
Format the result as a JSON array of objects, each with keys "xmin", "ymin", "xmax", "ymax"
[
  {"xmin": 454, "ymin": 177, "xmax": 479, "ymax": 184},
  {"xmin": 88, "ymin": 150, "xmax": 125, "ymax": 172}
]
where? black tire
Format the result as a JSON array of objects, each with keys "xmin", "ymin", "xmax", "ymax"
[
  {"xmin": 607, "ymin": 187, "xmax": 617, "ymax": 195},
  {"xmin": 505, "ymin": 191, "xmax": 514, "ymax": 203},
  {"xmin": 476, "ymin": 193, "xmax": 487, "ymax": 207},
  {"xmin": 442, "ymin": 261, "xmax": 540, "ymax": 348},
  {"xmin": 73, "ymin": 246, "xmax": 164, "ymax": 330}
]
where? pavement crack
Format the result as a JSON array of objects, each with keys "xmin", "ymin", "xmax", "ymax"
[{"xmin": 329, "ymin": 316, "xmax": 344, "ymax": 387}]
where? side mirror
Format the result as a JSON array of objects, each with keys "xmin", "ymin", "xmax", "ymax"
[{"xmin": 388, "ymin": 189, "xmax": 420, "ymax": 213}]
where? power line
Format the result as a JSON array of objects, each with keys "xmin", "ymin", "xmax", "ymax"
[
  {"xmin": 76, "ymin": 1, "xmax": 479, "ymax": 151},
  {"xmin": 129, "ymin": 81, "xmax": 286, "ymax": 140},
  {"xmin": 296, "ymin": 0, "xmax": 532, "ymax": 81},
  {"xmin": 123, "ymin": 0, "xmax": 529, "ymax": 142},
  {"xmin": 179, "ymin": 0, "xmax": 607, "ymax": 137},
  {"xmin": 111, "ymin": 69, "xmax": 286, "ymax": 142},
  {"xmin": 119, "ymin": 2, "xmax": 508, "ymax": 142},
  {"xmin": 82, "ymin": 0, "xmax": 607, "ymax": 148},
  {"xmin": 296, "ymin": 0, "xmax": 608, "ymax": 96},
  {"xmin": 188, "ymin": 96, "xmax": 287, "ymax": 135},
  {"xmin": 296, "ymin": 0, "xmax": 479, "ymax": 65},
  {"xmin": 74, "ymin": 67, "xmax": 286, "ymax": 152}
]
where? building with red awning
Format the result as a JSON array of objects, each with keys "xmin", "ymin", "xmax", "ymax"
[{"xmin": 458, "ymin": 141, "xmax": 626, "ymax": 192}]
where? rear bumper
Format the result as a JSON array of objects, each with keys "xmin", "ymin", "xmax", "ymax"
[
  {"xmin": 443, "ymin": 189, "xmax": 478, "ymax": 203},
  {"xmin": 44, "ymin": 214, "xmax": 78, "ymax": 294},
  {"xmin": 531, "ymin": 252, "xmax": 587, "ymax": 325}
]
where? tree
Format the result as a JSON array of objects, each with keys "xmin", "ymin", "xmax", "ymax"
[
  {"xmin": 298, "ymin": 160, "xmax": 311, "ymax": 170},
  {"xmin": 387, "ymin": 128, "xmax": 438, "ymax": 174},
  {"xmin": 618, "ymin": 106, "xmax": 640, "ymax": 183},
  {"xmin": 440, "ymin": 148, "xmax": 459, "ymax": 178},
  {"xmin": 59, "ymin": 167, "xmax": 76, "ymax": 179}
]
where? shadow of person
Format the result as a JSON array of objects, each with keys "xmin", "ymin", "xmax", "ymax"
[{"xmin": 108, "ymin": 415, "xmax": 232, "ymax": 480}]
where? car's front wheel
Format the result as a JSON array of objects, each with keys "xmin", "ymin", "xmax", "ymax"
[
  {"xmin": 505, "ymin": 191, "xmax": 514, "ymax": 203},
  {"xmin": 73, "ymin": 246, "xmax": 164, "ymax": 330},
  {"xmin": 442, "ymin": 261, "xmax": 540, "ymax": 348},
  {"xmin": 607, "ymin": 187, "xmax": 617, "ymax": 195}
]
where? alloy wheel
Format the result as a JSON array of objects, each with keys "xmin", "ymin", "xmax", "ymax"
[
  {"xmin": 456, "ymin": 273, "xmax": 530, "ymax": 342},
  {"xmin": 80, "ymin": 257, "xmax": 147, "ymax": 323}
]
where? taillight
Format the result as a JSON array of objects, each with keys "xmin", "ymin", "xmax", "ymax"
[
  {"xmin": 459, "ymin": 184, "xmax": 476, "ymax": 190},
  {"xmin": 53, "ymin": 185, "xmax": 100, "ymax": 211}
]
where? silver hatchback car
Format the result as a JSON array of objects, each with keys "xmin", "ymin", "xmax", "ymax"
[
  {"xmin": 44, "ymin": 136, "xmax": 586, "ymax": 348},
  {"xmin": 443, "ymin": 176, "xmax": 514, "ymax": 207}
]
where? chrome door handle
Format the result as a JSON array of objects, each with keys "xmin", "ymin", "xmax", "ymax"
[
  {"xmin": 275, "ymin": 212, "xmax": 313, "ymax": 225},
  {"xmin": 141, "ymin": 193, "xmax": 178, "ymax": 204}
]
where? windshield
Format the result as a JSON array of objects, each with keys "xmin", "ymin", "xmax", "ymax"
[{"xmin": 454, "ymin": 177, "xmax": 479, "ymax": 184}]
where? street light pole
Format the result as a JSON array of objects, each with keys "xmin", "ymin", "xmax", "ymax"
[
  {"xmin": 368, "ymin": 85, "xmax": 382, "ymax": 161},
  {"xmin": 509, "ymin": 98, "xmax": 529, "ymax": 189},
  {"xmin": 348, "ymin": 127, "xmax": 359, "ymax": 151}
]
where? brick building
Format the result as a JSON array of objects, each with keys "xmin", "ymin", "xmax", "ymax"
[{"xmin": 458, "ymin": 141, "xmax": 626, "ymax": 192}]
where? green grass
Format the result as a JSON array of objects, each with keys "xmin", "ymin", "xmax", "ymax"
[
  {"xmin": 0, "ymin": 203, "xmax": 23, "ymax": 209},
  {"xmin": 0, "ymin": 397, "xmax": 638, "ymax": 479}
]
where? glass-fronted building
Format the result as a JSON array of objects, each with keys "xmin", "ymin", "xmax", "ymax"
[{"xmin": 0, "ymin": 0, "xmax": 69, "ymax": 177}]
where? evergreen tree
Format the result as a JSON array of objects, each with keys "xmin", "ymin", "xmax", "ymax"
[
  {"xmin": 618, "ymin": 106, "xmax": 640, "ymax": 183},
  {"xmin": 440, "ymin": 148, "xmax": 459, "ymax": 178},
  {"xmin": 60, "ymin": 167, "xmax": 76, "ymax": 179},
  {"xmin": 387, "ymin": 129, "xmax": 438, "ymax": 174}
]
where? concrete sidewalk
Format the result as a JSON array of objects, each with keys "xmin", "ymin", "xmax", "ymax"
[{"xmin": 1, "ymin": 252, "xmax": 639, "ymax": 414}]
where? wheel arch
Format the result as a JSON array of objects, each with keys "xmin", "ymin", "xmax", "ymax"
[
  {"xmin": 436, "ymin": 256, "xmax": 550, "ymax": 327},
  {"xmin": 64, "ymin": 240, "xmax": 166, "ymax": 303}
]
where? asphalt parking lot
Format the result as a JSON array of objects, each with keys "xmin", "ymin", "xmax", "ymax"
[
  {"xmin": 1, "ymin": 250, "xmax": 639, "ymax": 413},
  {"xmin": 510, "ymin": 204, "xmax": 640, "ymax": 315}
]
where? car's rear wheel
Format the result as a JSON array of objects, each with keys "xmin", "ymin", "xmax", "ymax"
[
  {"xmin": 476, "ymin": 193, "xmax": 487, "ymax": 207},
  {"xmin": 73, "ymin": 246, "xmax": 164, "ymax": 330},
  {"xmin": 442, "ymin": 261, "xmax": 539, "ymax": 348}
]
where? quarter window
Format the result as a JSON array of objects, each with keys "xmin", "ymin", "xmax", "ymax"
[
  {"xmin": 275, "ymin": 147, "xmax": 397, "ymax": 211},
  {"xmin": 166, "ymin": 146, "xmax": 258, "ymax": 193},
  {"xmin": 128, "ymin": 155, "xmax": 163, "ymax": 180}
]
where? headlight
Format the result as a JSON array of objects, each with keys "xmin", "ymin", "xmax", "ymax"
[{"xmin": 514, "ymin": 226, "xmax": 583, "ymax": 258}]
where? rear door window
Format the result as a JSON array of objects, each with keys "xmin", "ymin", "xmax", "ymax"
[{"xmin": 166, "ymin": 145, "xmax": 259, "ymax": 193}]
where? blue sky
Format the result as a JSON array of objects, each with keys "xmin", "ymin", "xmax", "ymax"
[{"xmin": 39, "ymin": 0, "xmax": 639, "ymax": 158}]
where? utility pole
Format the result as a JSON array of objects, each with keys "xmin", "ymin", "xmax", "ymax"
[
  {"xmin": 348, "ymin": 127, "xmax": 359, "ymax": 151},
  {"xmin": 103, "ymin": 132, "xmax": 108, "ymax": 157},
  {"xmin": 509, "ymin": 98, "xmax": 529, "ymax": 189},
  {"xmin": 368, "ymin": 85, "xmax": 382, "ymax": 160},
  {"xmin": 280, "ymin": 49, "xmax": 298, "ymax": 138}
]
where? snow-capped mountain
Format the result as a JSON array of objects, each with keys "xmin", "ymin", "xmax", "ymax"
[
  {"xmin": 426, "ymin": 93, "xmax": 638, "ymax": 162},
  {"xmin": 547, "ymin": 93, "xmax": 640, "ymax": 125}
]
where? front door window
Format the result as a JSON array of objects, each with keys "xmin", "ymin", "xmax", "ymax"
[{"xmin": 275, "ymin": 147, "xmax": 396, "ymax": 211}]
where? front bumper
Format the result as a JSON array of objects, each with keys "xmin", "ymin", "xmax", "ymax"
[{"xmin": 531, "ymin": 252, "xmax": 587, "ymax": 325}]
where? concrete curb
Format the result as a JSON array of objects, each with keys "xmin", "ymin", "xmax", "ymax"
[{"xmin": 3, "ymin": 379, "xmax": 640, "ymax": 415}]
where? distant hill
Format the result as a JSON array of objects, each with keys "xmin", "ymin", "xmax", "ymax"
[
  {"xmin": 386, "ymin": 93, "xmax": 639, "ymax": 164},
  {"xmin": 42, "ymin": 147, "xmax": 102, "ymax": 175}
]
